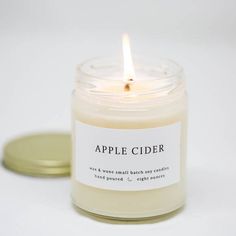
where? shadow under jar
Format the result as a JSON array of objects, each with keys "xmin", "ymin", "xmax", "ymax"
[{"xmin": 71, "ymin": 57, "xmax": 188, "ymax": 220}]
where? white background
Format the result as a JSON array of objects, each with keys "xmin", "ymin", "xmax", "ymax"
[{"xmin": 0, "ymin": 0, "xmax": 236, "ymax": 235}]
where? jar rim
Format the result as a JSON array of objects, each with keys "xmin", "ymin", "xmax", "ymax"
[
  {"xmin": 75, "ymin": 57, "xmax": 185, "ymax": 107},
  {"xmin": 76, "ymin": 56, "xmax": 183, "ymax": 82}
]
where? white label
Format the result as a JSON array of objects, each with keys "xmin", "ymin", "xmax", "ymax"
[{"xmin": 75, "ymin": 120, "xmax": 181, "ymax": 191}]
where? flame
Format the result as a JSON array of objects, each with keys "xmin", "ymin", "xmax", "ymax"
[{"xmin": 122, "ymin": 34, "xmax": 135, "ymax": 83}]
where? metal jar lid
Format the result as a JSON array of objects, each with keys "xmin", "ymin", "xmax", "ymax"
[{"xmin": 3, "ymin": 133, "xmax": 71, "ymax": 177}]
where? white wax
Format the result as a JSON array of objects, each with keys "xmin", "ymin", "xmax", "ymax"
[{"xmin": 71, "ymin": 87, "xmax": 187, "ymax": 219}]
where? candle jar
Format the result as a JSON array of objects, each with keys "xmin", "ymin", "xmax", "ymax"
[{"xmin": 71, "ymin": 57, "xmax": 187, "ymax": 220}]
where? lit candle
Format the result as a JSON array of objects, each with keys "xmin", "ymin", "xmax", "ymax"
[{"xmin": 71, "ymin": 35, "xmax": 187, "ymax": 219}]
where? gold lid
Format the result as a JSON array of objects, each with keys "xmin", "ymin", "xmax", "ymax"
[{"xmin": 3, "ymin": 133, "xmax": 71, "ymax": 177}]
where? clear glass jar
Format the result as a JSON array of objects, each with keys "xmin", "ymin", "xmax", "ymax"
[{"xmin": 71, "ymin": 57, "xmax": 187, "ymax": 220}]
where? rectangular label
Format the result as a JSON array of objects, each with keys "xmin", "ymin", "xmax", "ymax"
[{"xmin": 75, "ymin": 120, "xmax": 181, "ymax": 191}]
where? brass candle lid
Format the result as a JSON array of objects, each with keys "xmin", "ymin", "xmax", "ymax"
[{"xmin": 3, "ymin": 133, "xmax": 71, "ymax": 177}]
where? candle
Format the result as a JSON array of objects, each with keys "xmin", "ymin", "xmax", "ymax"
[{"xmin": 71, "ymin": 35, "xmax": 187, "ymax": 219}]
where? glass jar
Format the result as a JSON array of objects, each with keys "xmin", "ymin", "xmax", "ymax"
[{"xmin": 71, "ymin": 57, "xmax": 187, "ymax": 220}]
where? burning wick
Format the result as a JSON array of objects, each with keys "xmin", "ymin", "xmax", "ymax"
[
  {"xmin": 124, "ymin": 83, "xmax": 131, "ymax": 92},
  {"xmin": 122, "ymin": 34, "xmax": 135, "ymax": 91},
  {"xmin": 124, "ymin": 77, "xmax": 134, "ymax": 92}
]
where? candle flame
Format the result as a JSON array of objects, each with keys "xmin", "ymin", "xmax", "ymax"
[{"xmin": 122, "ymin": 34, "xmax": 135, "ymax": 85}]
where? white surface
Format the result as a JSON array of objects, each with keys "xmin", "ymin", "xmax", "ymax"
[{"xmin": 0, "ymin": 0, "xmax": 236, "ymax": 235}]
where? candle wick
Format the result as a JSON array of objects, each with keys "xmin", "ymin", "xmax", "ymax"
[
  {"xmin": 124, "ymin": 83, "xmax": 131, "ymax": 92},
  {"xmin": 124, "ymin": 77, "xmax": 134, "ymax": 92}
]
